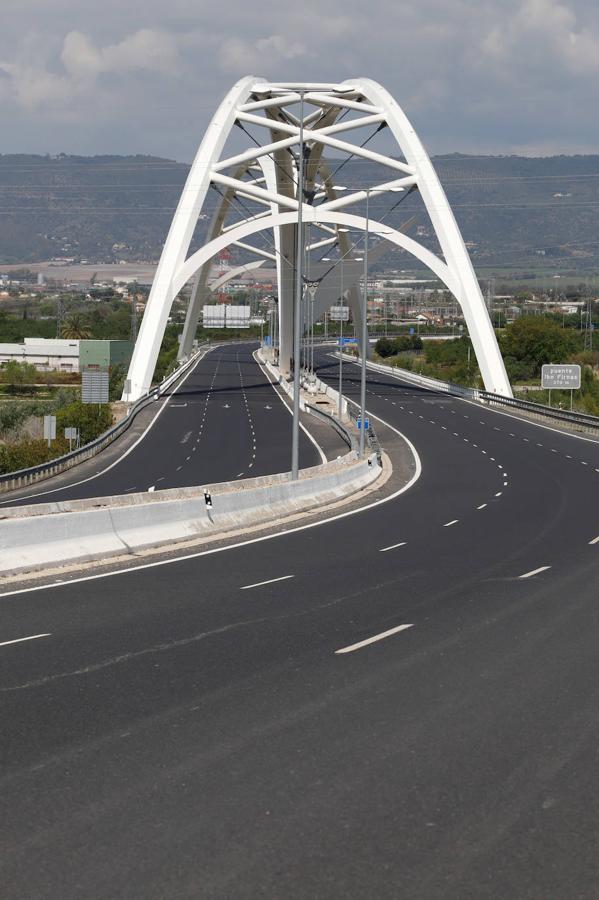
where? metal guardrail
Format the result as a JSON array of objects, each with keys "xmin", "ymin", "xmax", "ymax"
[
  {"xmin": 342, "ymin": 353, "xmax": 599, "ymax": 436},
  {"xmin": 305, "ymin": 402, "xmax": 357, "ymax": 452},
  {"xmin": 0, "ymin": 344, "xmax": 211, "ymax": 494},
  {"xmin": 478, "ymin": 390, "xmax": 599, "ymax": 433}
]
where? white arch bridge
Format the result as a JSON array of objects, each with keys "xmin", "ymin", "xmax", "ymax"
[{"xmin": 122, "ymin": 78, "xmax": 512, "ymax": 402}]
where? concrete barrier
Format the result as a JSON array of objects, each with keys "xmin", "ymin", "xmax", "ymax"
[{"xmin": 0, "ymin": 453, "xmax": 381, "ymax": 576}]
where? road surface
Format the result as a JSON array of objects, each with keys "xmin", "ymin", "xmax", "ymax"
[
  {"xmin": 0, "ymin": 342, "xmax": 319, "ymax": 506},
  {"xmin": 1, "ymin": 353, "xmax": 599, "ymax": 898}
]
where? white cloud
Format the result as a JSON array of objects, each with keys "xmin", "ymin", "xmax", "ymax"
[
  {"xmin": 0, "ymin": 1, "xmax": 599, "ymax": 157},
  {"xmin": 482, "ymin": 0, "xmax": 599, "ymax": 75},
  {"xmin": 219, "ymin": 33, "xmax": 307, "ymax": 74},
  {"xmin": 61, "ymin": 29, "xmax": 181, "ymax": 79}
]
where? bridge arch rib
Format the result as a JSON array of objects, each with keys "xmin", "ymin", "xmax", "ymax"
[{"xmin": 123, "ymin": 77, "xmax": 512, "ymax": 401}]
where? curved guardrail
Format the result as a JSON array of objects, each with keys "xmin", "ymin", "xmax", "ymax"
[
  {"xmin": 305, "ymin": 402, "xmax": 356, "ymax": 451},
  {"xmin": 340, "ymin": 352, "xmax": 599, "ymax": 437},
  {"xmin": 0, "ymin": 344, "xmax": 211, "ymax": 494}
]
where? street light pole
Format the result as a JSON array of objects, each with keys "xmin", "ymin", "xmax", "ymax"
[
  {"xmin": 359, "ymin": 190, "xmax": 369, "ymax": 458},
  {"xmin": 291, "ymin": 91, "xmax": 305, "ymax": 481},
  {"xmin": 338, "ymin": 254, "xmax": 344, "ymax": 419}
]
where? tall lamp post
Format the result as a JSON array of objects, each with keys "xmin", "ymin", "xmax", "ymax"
[
  {"xmin": 359, "ymin": 190, "xmax": 370, "ymax": 458},
  {"xmin": 291, "ymin": 91, "xmax": 305, "ymax": 481}
]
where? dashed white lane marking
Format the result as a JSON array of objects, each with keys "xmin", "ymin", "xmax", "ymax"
[
  {"xmin": 494, "ymin": 492, "xmax": 502, "ymax": 497},
  {"xmin": 477, "ymin": 503, "xmax": 487, "ymax": 510},
  {"xmin": 444, "ymin": 519, "xmax": 459, "ymax": 527},
  {"xmin": 519, "ymin": 566, "xmax": 551, "ymax": 579},
  {"xmin": 379, "ymin": 541, "xmax": 407, "ymax": 552},
  {"xmin": 241, "ymin": 574, "xmax": 294, "ymax": 590},
  {"xmin": 589, "ymin": 536, "xmax": 599, "ymax": 545},
  {"xmin": 335, "ymin": 623, "xmax": 414, "ymax": 655},
  {"xmin": 582, "ymin": 461, "xmax": 588, "ymax": 466},
  {"xmin": 0, "ymin": 633, "xmax": 51, "ymax": 648}
]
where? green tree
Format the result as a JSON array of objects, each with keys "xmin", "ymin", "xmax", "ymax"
[
  {"xmin": 0, "ymin": 360, "xmax": 38, "ymax": 392},
  {"xmin": 55, "ymin": 401, "xmax": 113, "ymax": 443},
  {"xmin": 374, "ymin": 337, "xmax": 396, "ymax": 358},
  {"xmin": 60, "ymin": 314, "xmax": 92, "ymax": 340},
  {"xmin": 499, "ymin": 316, "xmax": 580, "ymax": 377}
]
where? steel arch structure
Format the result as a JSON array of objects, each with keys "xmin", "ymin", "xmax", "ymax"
[{"xmin": 122, "ymin": 77, "xmax": 512, "ymax": 401}]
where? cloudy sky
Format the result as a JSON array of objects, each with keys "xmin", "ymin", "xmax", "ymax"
[{"xmin": 2, "ymin": 0, "xmax": 599, "ymax": 161}]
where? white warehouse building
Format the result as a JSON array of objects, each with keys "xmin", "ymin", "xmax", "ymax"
[{"xmin": 0, "ymin": 338, "xmax": 80, "ymax": 372}]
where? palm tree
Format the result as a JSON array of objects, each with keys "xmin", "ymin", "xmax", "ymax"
[{"xmin": 60, "ymin": 314, "xmax": 91, "ymax": 340}]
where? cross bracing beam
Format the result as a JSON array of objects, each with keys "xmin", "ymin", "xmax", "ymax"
[{"xmin": 123, "ymin": 76, "xmax": 512, "ymax": 402}]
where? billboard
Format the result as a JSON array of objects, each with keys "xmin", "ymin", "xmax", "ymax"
[
  {"xmin": 329, "ymin": 305, "xmax": 350, "ymax": 322},
  {"xmin": 82, "ymin": 369, "xmax": 109, "ymax": 403},
  {"xmin": 541, "ymin": 364, "xmax": 581, "ymax": 390},
  {"xmin": 202, "ymin": 305, "xmax": 251, "ymax": 329}
]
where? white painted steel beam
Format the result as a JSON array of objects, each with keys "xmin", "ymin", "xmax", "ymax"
[{"xmin": 124, "ymin": 76, "xmax": 511, "ymax": 401}]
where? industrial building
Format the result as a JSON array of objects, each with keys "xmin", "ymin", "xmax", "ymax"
[{"xmin": 0, "ymin": 338, "xmax": 133, "ymax": 372}]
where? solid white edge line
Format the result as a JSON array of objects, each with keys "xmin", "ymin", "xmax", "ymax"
[
  {"xmin": 518, "ymin": 566, "xmax": 551, "ymax": 579},
  {"xmin": 254, "ymin": 351, "xmax": 327, "ymax": 464},
  {"xmin": 0, "ymin": 633, "xmax": 51, "ymax": 647},
  {"xmin": 379, "ymin": 541, "xmax": 407, "ymax": 552},
  {"xmin": 335, "ymin": 623, "xmax": 414, "ymax": 655},
  {"xmin": 0, "ymin": 399, "xmax": 424, "ymax": 599},
  {"xmin": 240, "ymin": 575, "xmax": 294, "ymax": 590},
  {"xmin": 0, "ymin": 345, "xmax": 214, "ymax": 506}
]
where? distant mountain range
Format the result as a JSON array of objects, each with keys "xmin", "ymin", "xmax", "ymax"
[{"xmin": 1, "ymin": 153, "xmax": 598, "ymax": 272}]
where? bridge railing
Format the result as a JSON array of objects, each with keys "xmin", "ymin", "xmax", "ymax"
[
  {"xmin": 339, "ymin": 353, "xmax": 599, "ymax": 437},
  {"xmin": 0, "ymin": 343, "xmax": 210, "ymax": 494}
]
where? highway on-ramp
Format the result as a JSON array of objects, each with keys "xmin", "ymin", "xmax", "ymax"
[{"xmin": 1, "ymin": 352, "xmax": 599, "ymax": 898}]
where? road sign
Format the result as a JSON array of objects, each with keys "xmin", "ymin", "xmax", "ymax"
[
  {"xmin": 357, "ymin": 417, "xmax": 369, "ymax": 430},
  {"xmin": 541, "ymin": 364, "xmax": 581, "ymax": 390},
  {"xmin": 409, "ymin": 326, "xmax": 415, "ymax": 335},
  {"xmin": 338, "ymin": 337, "xmax": 355, "ymax": 345},
  {"xmin": 64, "ymin": 426, "xmax": 79, "ymax": 451},
  {"xmin": 43, "ymin": 415, "xmax": 56, "ymax": 441},
  {"xmin": 82, "ymin": 369, "xmax": 109, "ymax": 403}
]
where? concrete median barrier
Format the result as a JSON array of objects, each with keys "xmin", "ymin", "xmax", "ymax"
[{"xmin": 0, "ymin": 453, "xmax": 381, "ymax": 576}]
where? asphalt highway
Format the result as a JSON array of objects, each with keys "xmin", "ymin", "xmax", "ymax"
[
  {"xmin": 0, "ymin": 342, "xmax": 319, "ymax": 506},
  {"xmin": 2, "ymin": 351, "xmax": 599, "ymax": 898}
]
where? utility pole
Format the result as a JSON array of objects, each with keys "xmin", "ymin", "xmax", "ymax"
[
  {"xmin": 56, "ymin": 296, "xmax": 64, "ymax": 337},
  {"xmin": 291, "ymin": 91, "xmax": 305, "ymax": 481},
  {"xmin": 130, "ymin": 280, "xmax": 138, "ymax": 343}
]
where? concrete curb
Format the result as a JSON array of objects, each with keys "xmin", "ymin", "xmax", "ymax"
[{"xmin": 0, "ymin": 453, "xmax": 381, "ymax": 576}]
